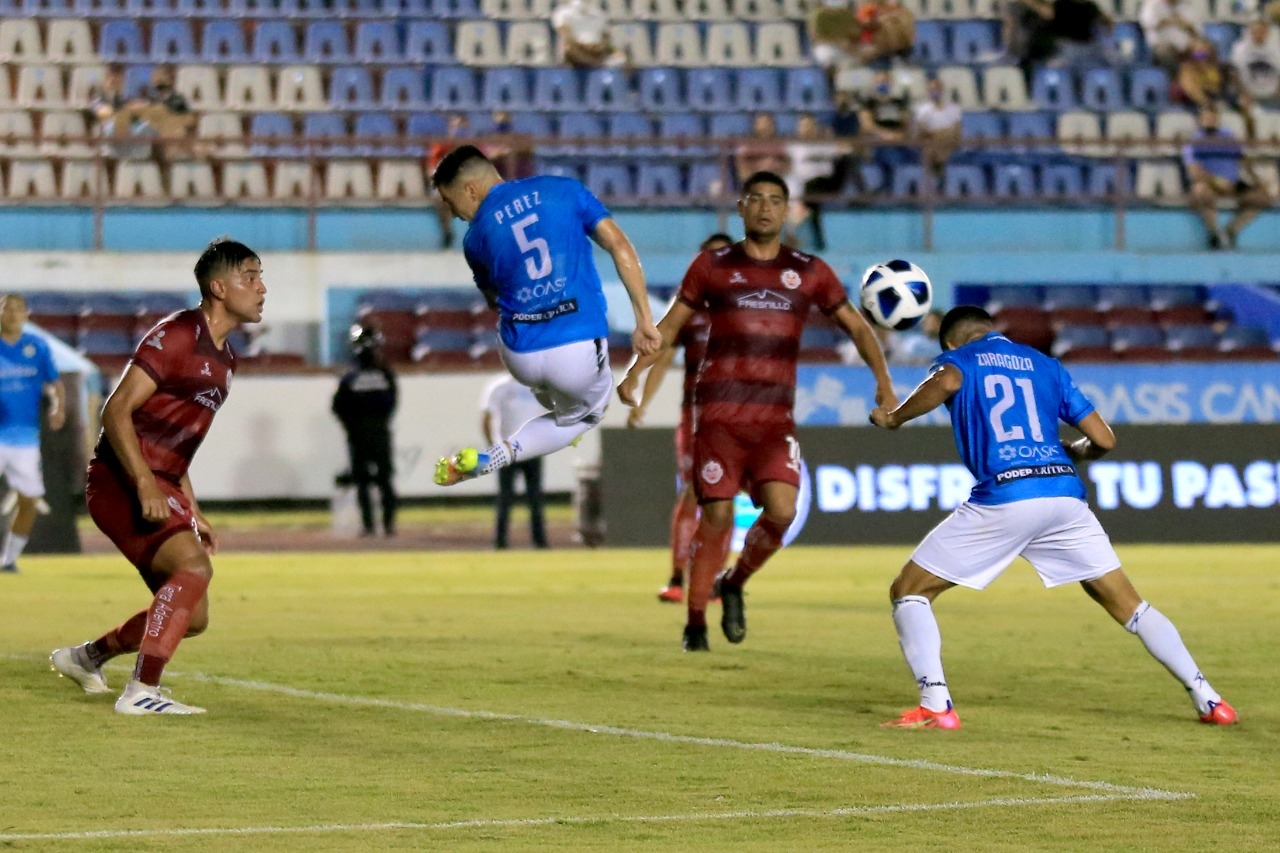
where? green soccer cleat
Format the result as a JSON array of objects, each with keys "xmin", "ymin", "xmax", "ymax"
[{"xmin": 434, "ymin": 448, "xmax": 485, "ymax": 486}]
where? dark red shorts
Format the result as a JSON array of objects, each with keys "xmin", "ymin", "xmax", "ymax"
[
  {"xmin": 675, "ymin": 413, "xmax": 694, "ymax": 488},
  {"xmin": 86, "ymin": 462, "xmax": 197, "ymax": 587},
  {"xmin": 692, "ymin": 421, "xmax": 802, "ymax": 503}
]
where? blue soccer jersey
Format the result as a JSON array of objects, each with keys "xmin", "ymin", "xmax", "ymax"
[
  {"xmin": 462, "ymin": 175, "xmax": 612, "ymax": 354},
  {"xmin": 933, "ymin": 332, "xmax": 1095, "ymax": 505},
  {"xmin": 0, "ymin": 332, "xmax": 59, "ymax": 447}
]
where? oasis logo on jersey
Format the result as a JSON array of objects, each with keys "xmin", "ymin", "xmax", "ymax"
[
  {"xmin": 515, "ymin": 277, "xmax": 567, "ymax": 303},
  {"xmin": 736, "ymin": 290, "xmax": 793, "ymax": 311},
  {"xmin": 998, "ymin": 444, "xmax": 1061, "ymax": 462},
  {"xmin": 193, "ymin": 387, "xmax": 224, "ymax": 411}
]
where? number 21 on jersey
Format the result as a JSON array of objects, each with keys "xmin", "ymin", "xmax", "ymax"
[
  {"xmin": 511, "ymin": 214, "xmax": 551, "ymax": 281},
  {"xmin": 984, "ymin": 374, "xmax": 1044, "ymax": 442}
]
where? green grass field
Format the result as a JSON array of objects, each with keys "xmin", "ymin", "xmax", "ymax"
[{"xmin": 2, "ymin": 544, "xmax": 1278, "ymax": 851}]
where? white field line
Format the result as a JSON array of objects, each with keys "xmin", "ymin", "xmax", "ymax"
[{"xmin": 0, "ymin": 792, "xmax": 1191, "ymax": 842}]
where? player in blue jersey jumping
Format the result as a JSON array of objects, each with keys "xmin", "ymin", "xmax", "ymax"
[
  {"xmin": 0, "ymin": 294, "xmax": 66, "ymax": 573},
  {"xmin": 430, "ymin": 145, "xmax": 661, "ymax": 486},
  {"xmin": 870, "ymin": 306, "xmax": 1236, "ymax": 730}
]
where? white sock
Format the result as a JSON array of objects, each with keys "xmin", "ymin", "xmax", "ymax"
[
  {"xmin": 2, "ymin": 532, "xmax": 28, "ymax": 566},
  {"xmin": 478, "ymin": 442, "xmax": 511, "ymax": 476},
  {"xmin": 500, "ymin": 413, "xmax": 594, "ymax": 466},
  {"xmin": 892, "ymin": 595, "xmax": 952, "ymax": 712},
  {"xmin": 1125, "ymin": 601, "xmax": 1220, "ymax": 713}
]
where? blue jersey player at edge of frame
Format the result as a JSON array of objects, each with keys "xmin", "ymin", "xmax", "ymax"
[{"xmin": 430, "ymin": 145, "xmax": 660, "ymax": 487}]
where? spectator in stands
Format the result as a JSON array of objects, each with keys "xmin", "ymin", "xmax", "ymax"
[
  {"xmin": 890, "ymin": 308, "xmax": 944, "ymax": 364},
  {"xmin": 85, "ymin": 64, "xmax": 129, "ymax": 135},
  {"xmin": 1140, "ymin": 0, "xmax": 1203, "ymax": 70},
  {"xmin": 1175, "ymin": 37, "xmax": 1255, "ymax": 134},
  {"xmin": 552, "ymin": 0, "xmax": 627, "ymax": 69},
  {"xmin": 1231, "ymin": 20, "xmax": 1280, "ymax": 106},
  {"xmin": 786, "ymin": 114, "xmax": 854, "ymax": 251},
  {"xmin": 139, "ymin": 65, "xmax": 197, "ymax": 162},
  {"xmin": 809, "ymin": 0, "xmax": 861, "ymax": 79},
  {"xmin": 1182, "ymin": 105, "xmax": 1270, "ymax": 250},
  {"xmin": 857, "ymin": 0, "xmax": 917, "ymax": 67},
  {"xmin": 912, "ymin": 75, "xmax": 963, "ymax": 182},
  {"xmin": 734, "ymin": 113, "xmax": 790, "ymax": 189},
  {"xmin": 857, "ymin": 70, "xmax": 914, "ymax": 174},
  {"xmin": 1046, "ymin": 0, "xmax": 1114, "ymax": 67},
  {"xmin": 1001, "ymin": 0, "xmax": 1058, "ymax": 81},
  {"xmin": 428, "ymin": 113, "xmax": 472, "ymax": 249}
]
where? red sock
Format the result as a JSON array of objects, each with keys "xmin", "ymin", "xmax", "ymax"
[
  {"xmin": 669, "ymin": 490, "xmax": 700, "ymax": 584},
  {"xmin": 87, "ymin": 610, "xmax": 149, "ymax": 667},
  {"xmin": 686, "ymin": 521, "xmax": 732, "ymax": 628},
  {"xmin": 133, "ymin": 570, "xmax": 210, "ymax": 686},
  {"xmin": 726, "ymin": 516, "xmax": 790, "ymax": 586}
]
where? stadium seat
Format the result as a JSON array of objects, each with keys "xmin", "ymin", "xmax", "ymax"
[
  {"xmin": 431, "ymin": 67, "xmax": 480, "ymax": 110},
  {"xmin": 510, "ymin": 111, "xmax": 551, "ymax": 137},
  {"xmin": 1107, "ymin": 21, "xmax": 1146, "ymax": 61},
  {"xmin": 1110, "ymin": 323, "xmax": 1165, "ymax": 353},
  {"xmin": 303, "ymin": 112, "xmax": 348, "ymax": 156},
  {"xmin": 1080, "ymin": 67, "xmax": 1123, "ymax": 111},
  {"xmin": 1128, "ymin": 66, "xmax": 1169, "ymax": 110},
  {"xmin": 1032, "ymin": 67, "xmax": 1077, "ymax": 110},
  {"xmin": 686, "ymin": 67, "xmax": 734, "ymax": 111},
  {"xmin": 72, "ymin": 0, "xmax": 126, "ymax": 11},
  {"xmin": 654, "ymin": 22, "xmax": 705, "ymax": 66},
  {"xmin": 890, "ymin": 163, "xmax": 928, "ymax": 198},
  {"xmin": 937, "ymin": 66, "xmax": 980, "ymax": 109},
  {"xmin": 1216, "ymin": 324, "xmax": 1273, "ymax": 354},
  {"xmin": 481, "ymin": 0, "xmax": 550, "ymax": 17},
  {"xmin": 784, "ymin": 68, "xmax": 830, "ymax": 112},
  {"xmin": 1163, "ymin": 323, "xmax": 1217, "ymax": 353},
  {"xmin": 1149, "ymin": 284, "xmax": 1206, "ymax": 310},
  {"xmin": 961, "ymin": 110, "xmax": 1005, "ymax": 142},
  {"xmin": 605, "ymin": 112, "xmax": 655, "ymax": 155},
  {"xmin": 276, "ymin": 65, "xmax": 326, "ymax": 111},
  {"xmin": 249, "ymin": 112, "xmax": 299, "ymax": 157},
  {"xmin": 755, "ymin": 21, "xmax": 804, "ymax": 66},
  {"xmin": 0, "ymin": 110, "xmax": 37, "ymax": 157},
  {"xmin": 1057, "ymin": 110, "xmax": 1103, "ymax": 156},
  {"xmin": 482, "ymin": 67, "xmax": 531, "ymax": 110},
  {"xmin": 1051, "ymin": 324, "xmax": 1111, "ymax": 360},
  {"xmin": 609, "ymin": 23, "xmax": 652, "ymax": 67},
  {"xmin": 253, "ymin": 20, "xmax": 299, "ymax": 63},
  {"xmin": 687, "ymin": 159, "xmax": 729, "ymax": 197},
  {"xmin": 7, "ymin": 159, "xmax": 56, "ymax": 199},
  {"xmin": 505, "ymin": 21, "xmax": 554, "ymax": 65},
  {"xmin": 912, "ymin": 21, "xmax": 948, "ymax": 64},
  {"xmin": 1202, "ymin": 21, "xmax": 1238, "ymax": 59},
  {"xmin": 986, "ymin": 285, "xmax": 1043, "ymax": 310},
  {"xmin": 405, "ymin": 22, "xmax": 452, "ymax": 63},
  {"xmin": 38, "ymin": 110, "xmax": 93, "ymax": 157},
  {"xmin": 995, "ymin": 306, "xmax": 1054, "ymax": 352},
  {"xmin": 113, "ymin": 161, "xmax": 164, "ymax": 198},
  {"xmin": 705, "ymin": 22, "xmax": 752, "ymax": 66},
  {"xmin": 944, "ymin": 163, "xmax": 989, "ymax": 198},
  {"xmin": 638, "ymin": 67, "xmax": 683, "ymax": 111},
  {"xmin": 586, "ymin": 162, "xmax": 633, "ymax": 199},
  {"xmin": 1095, "ymin": 284, "xmax": 1148, "ymax": 309},
  {"xmin": 303, "ymin": 21, "xmax": 349, "ymax": 63},
  {"xmin": 79, "ymin": 329, "xmax": 136, "ymax": 357},
  {"xmin": 636, "ymin": 162, "xmax": 683, "ymax": 198},
  {"xmin": 197, "ymin": 112, "xmax": 247, "ymax": 158},
  {"xmin": 1085, "ymin": 161, "xmax": 1129, "ymax": 197},
  {"xmin": 431, "ymin": 0, "xmax": 482, "ymax": 16},
  {"xmin": 1007, "ymin": 110, "xmax": 1054, "ymax": 142},
  {"xmin": 951, "ymin": 20, "xmax": 998, "ymax": 63},
  {"xmin": 355, "ymin": 21, "xmax": 402, "ymax": 62},
  {"xmin": 224, "ymin": 66, "xmax": 273, "ymax": 110},
  {"xmin": 531, "ymin": 67, "xmax": 580, "ymax": 111},
  {"xmin": 455, "ymin": 20, "xmax": 504, "ymax": 66},
  {"xmin": 377, "ymin": 67, "xmax": 426, "ymax": 110},
  {"xmin": 201, "ymin": 20, "xmax": 249, "ymax": 62},
  {"xmin": 16, "ymin": 65, "xmax": 67, "ymax": 109},
  {"xmin": 657, "ymin": 113, "xmax": 708, "ymax": 154},
  {"xmin": 412, "ymin": 328, "xmax": 475, "ymax": 367},
  {"xmin": 330, "ymin": 66, "xmax": 377, "ymax": 109},
  {"xmin": 175, "ymin": 65, "xmax": 223, "ymax": 111},
  {"xmin": 1105, "ymin": 110, "xmax": 1151, "ymax": 156},
  {"xmin": 585, "ymin": 69, "xmax": 633, "ymax": 111},
  {"xmin": 325, "ymin": 160, "xmax": 374, "ymax": 199},
  {"xmin": 1134, "ymin": 160, "xmax": 1184, "ymax": 200},
  {"xmin": 1043, "ymin": 284, "xmax": 1096, "ymax": 309},
  {"xmin": 168, "ymin": 161, "xmax": 216, "ymax": 199},
  {"xmin": 376, "ymin": 160, "xmax": 427, "ymax": 199},
  {"xmin": 708, "ymin": 111, "xmax": 751, "ymax": 137},
  {"xmin": 97, "ymin": 20, "xmax": 144, "ymax": 61},
  {"xmin": 992, "ymin": 163, "xmax": 1038, "ymax": 198},
  {"xmin": 547, "ymin": 111, "xmax": 602, "ymax": 156},
  {"xmin": 982, "ymin": 66, "xmax": 1030, "ymax": 110},
  {"xmin": 45, "ymin": 19, "xmax": 93, "ymax": 61},
  {"xmin": 222, "ymin": 162, "xmax": 270, "ymax": 198},
  {"xmin": 354, "ymin": 112, "xmax": 407, "ymax": 157},
  {"xmin": 735, "ymin": 68, "xmax": 782, "ymax": 111}
]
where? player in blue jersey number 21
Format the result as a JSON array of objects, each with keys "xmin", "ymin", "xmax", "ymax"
[
  {"xmin": 430, "ymin": 145, "xmax": 661, "ymax": 486},
  {"xmin": 870, "ymin": 306, "xmax": 1236, "ymax": 730}
]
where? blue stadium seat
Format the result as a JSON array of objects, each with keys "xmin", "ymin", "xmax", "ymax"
[
  {"xmin": 354, "ymin": 112, "xmax": 410, "ymax": 156},
  {"xmin": 1110, "ymin": 323, "xmax": 1165, "ymax": 351},
  {"xmin": 1007, "ymin": 111, "xmax": 1055, "ymax": 142},
  {"xmin": 950, "ymin": 20, "xmax": 998, "ymax": 64},
  {"xmin": 303, "ymin": 113, "xmax": 349, "ymax": 156},
  {"xmin": 992, "ymin": 163, "xmax": 1036, "ymax": 198},
  {"xmin": 859, "ymin": 162, "xmax": 886, "ymax": 194},
  {"xmin": 1085, "ymin": 161, "xmax": 1130, "ymax": 197},
  {"xmin": 78, "ymin": 329, "xmax": 136, "ymax": 357},
  {"xmin": 1202, "ymin": 22, "xmax": 1239, "ymax": 61},
  {"xmin": 150, "ymin": 19, "xmax": 198, "ymax": 62},
  {"xmin": 912, "ymin": 21, "xmax": 949, "ymax": 64},
  {"xmin": 891, "ymin": 164, "xmax": 928, "ymax": 198},
  {"xmin": 1043, "ymin": 285, "xmax": 1097, "ymax": 308},
  {"xmin": 355, "ymin": 21, "xmax": 402, "ymax": 62},
  {"xmin": 405, "ymin": 21, "xmax": 452, "ymax": 63},
  {"xmin": 1149, "ymin": 285, "xmax": 1206, "ymax": 309},
  {"xmin": 412, "ymin": 328, "xmax": 475, "ymax": 364},
  {"xmin": 382, "ymin": 67, "xmax": 428, "ymax": 109},
  {"xmin": 606, "ymin": 112, "xmax": 656, "ymax": 155},
  {"xmin": 552, "ymin": 111, "xmax": 605, "ymax": 156},
  {"xmin": 177, "ymin": 0, "xmax": 225, "ymax": 11},
  {"xmin": 125, "ymin": 0, "xmax": 180, "ymax": 13},
  {"xmin": 201, "ymin": 20, "xmax": 249, "ymax": 62},
  {"xmin": 735, "ymin": 68, "xmax": 782, "ymax": 111},
  {"xmin": 74, "ymin": 0, "xmax": 127, "ymax": 12},
  {"xmin": 1051, "ymin": 324, "xmax": 1110, "ymax": 359},
  {"xmin": 1217, "ymin": 325, "xmax": 1272, "ymax": 352},
  {"xmin": 961, "ymin": 111, "xmax": 1005, "ymax": 141},
  {"xmin": 482, "ymin": 67, "xmax": 531, "ymax": 110},
  {"xmin": 1128, "ymin": 66, "xmax": 1169, "ymax": 110},
  {"xmin": 123, "ymin": 65, "xmax": 153, "ymax": 99},
  {"xmin": 584, "ymin": 69, "xmax": 632, "ymax": 111},
  {"xmin": 586, "ymin": 163, "xmax": 634, "ymax": 199},
  {"xmin": 463, "ymin": 110, "xmax": 496, "ymax": 134},
  {"xmin": 986, "ymin": 286, "xmax": 1043, "ymax": 309},
  {"xmin": 329, "ymin": 66, "xmax": 377, "ymax": 109},
  {"xmin": 1164, "ymin": 324, "xmax": 1217, "ymax": 351},
  {"xmin": 636, "ymin": 163, "xmax": 684, "ymax": 198},
  {"xmin": 406, "ymin": 111, "xmax": 448, "ymax": 138},
  {"xmin": 532, "ymin": 67, "xmax": 583, "ymax": 111},
  {"xmin": 1031, "ymin": 68, "xmax": 1077, "ymax": 110},
  {"xmin": 98, "ymin": 20, "xmax": 145, "ymax": 61},
  {"xmin": 687, "ymin": 160, "xmax": 728, "ymax": 196},
  {"xmin": 510, "ymin": 111, "xmax": 552, "ymax": 137},
  {"xmin": 943, "ymin": 164, "xmax": 988, "ymax": 199},
  {"xmin": 1107, "ymin": 21, "xmax": 1147, "ymax": 63},
  {"xmin": 305, "ymin": 21, "xmax": 350, "ymax": 63},
  {"xmin": 1040, "ymin": 162, "xmax": 1085, "ymax": 199},
  {"xmin": 784, "ymin": 67, "xmax": 830, "ymax": 112},
  {"xmin": 253, "ymin": 20, "xmax": 300, "ymax": 62},
  {"xmin": 686, "ymin": 68, "xmax": 734, "ymax": 111},
  {"xmin": 248, "ymin": 112, "xmax": 300, "ymax": 157},
  {"xmin": 638, "ymin": 68, "xmax": 683, "ymax": 111},
  {"xmin": 430, "ymin": 0, "xmax": 480, "ymax": 16},
  {"xmin": 657, "ymin": 113, "xmax": 709, "ymax": 155},
  {"xmin": 709, "ymin": 112, "xmax": 751, "ymax": 137},
  {"xmin": 1096, "ymin": 284, "xmax": 1149, "ymax": 308},
  {"xmin": 23, "ymin": 0, "xmax": 74, "ymax": 12},
  {"xmin": 431, "ymin": 67, "xmax": 479, "ymax": 110},
  {"xmin": 1080, "ymin": 67, "xmax": 1123, "ymax": 111}
]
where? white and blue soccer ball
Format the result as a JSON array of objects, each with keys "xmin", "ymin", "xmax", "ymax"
[{"xmin": 859, "ymin": 259, "xmax": 933, "ymax": 331}]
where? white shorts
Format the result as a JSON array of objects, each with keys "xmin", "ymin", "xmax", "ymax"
[
  {"xmin": 910, "ymin": 497, "xmax": 1120, "ymax": 591},
  {"xmin": 499, "ymin": 338, "xmax": 612, "ymax": 428},
  {"xmin": 0, "ymin": 444, "xmax": 45, "ymax": 498}
]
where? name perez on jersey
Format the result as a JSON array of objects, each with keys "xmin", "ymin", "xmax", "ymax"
[{"xmin": 491, "ymin": 191, "xmax": 543, "ymax": 225}]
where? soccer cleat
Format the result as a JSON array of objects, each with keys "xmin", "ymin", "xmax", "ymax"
[
  {"xmin": 682, "ymin": 624, "xmax": 710, "ymax": 652},
  {"xmin": 881, "ymin": 702, "xmax": 962, "ymax": 730},
  {"xmin": 1199, "ymin": 699, "xmax": 1237, "ymax": 726},
  {"xmin": 49, "ymin": 645, "xmax": 110, "ymax": 694},
  {"xmin": 114, "ymin": 681, "xmax": 206, "ymax": 715},
  {"xmin": 1, "ymin": 562, "xmax": 18, "ymax": 573},
  {"xmin": 713, "ymin": 569, "xmax": 746, "ymax": 644},
  {"xmin": 433, "ymin": 447, "xmax": 485, "ymax": 486},
  {"xmin": 657, "ymin": 584, "xmax": 683, "ymax": 604}
]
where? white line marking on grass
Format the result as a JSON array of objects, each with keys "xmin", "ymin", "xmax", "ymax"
[{"xmin": 0, "ymin": 792, "xmax": 1193, "ymax": 842}]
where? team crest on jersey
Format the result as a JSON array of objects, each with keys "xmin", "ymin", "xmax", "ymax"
[
  {"xmin": 200, "ymin": 362, "xmax": 212, "ymax": 376},
  {"xmin": 780, "ymin": 269, "xmax": 802, "ymax": 290},
  {"xmin": 729, "ymin": 271, "xmax": 748, "ymax": 284},
  {"xmin": 700, "ymin": 460, "xmax": 724, "ymax": 485},
  {"xmin": 145, "ymin": 330, "xmax": 165, "ymax": 350},
  {"xmin": 22, "ymin": 343, "xmax": 35, "ymax": 358},
  {"xmin": 166, "ymin": 496, "xmax": 184, "ymax": 515}
]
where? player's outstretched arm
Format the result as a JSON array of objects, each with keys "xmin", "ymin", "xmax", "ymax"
[
  {"xmin": 592, "ymin": 218, "xmax": 661, "ymax": 356},
  {"xmin": 180, "ymin": 471, "xmax": 218, "ymax": 555},
  {"xmin": 870, "ymin": 364, "xmax": 962, "ymax": 429},
  {"xmin": 44, "ymin": 380, "xmax": 66, "ymax": 431},
  {"xmin": 618, "ymin": 300, "xmax": 694, "ymax": 408},
  {"xmin": 626, "ymin": 346, "xmax": 677, "ymax": 427},
  {"xmin": 1065, "ymin": 411, "xmax": 1116, "ymax": 462},
  {"xmin": 101, "ymin": 365, "xmax": 170, "ymax": 522},
  {"xmin": 832, "ymin": 302, "xmax": 898, "ymax": 409}
]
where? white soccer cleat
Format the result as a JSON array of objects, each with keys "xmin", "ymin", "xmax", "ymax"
[
  {"xmin": 49, "ymin": 645, "xmax": 111, "ymax": 695},
  {"xmin": 114, "ymin": 681, "xmax": 206, "ymax": 715}
]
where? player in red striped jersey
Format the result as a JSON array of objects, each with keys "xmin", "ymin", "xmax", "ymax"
[
  {"xmin": 620, "ymin": 172, "xmax": 897, "ymax": 651},
  {"xmin": 49, "ymin": 239, "xmax": 266, "ymax": 714},
  {"xmin": 626, "ymin": 233, "xmax": 733, "ymax": 604}
]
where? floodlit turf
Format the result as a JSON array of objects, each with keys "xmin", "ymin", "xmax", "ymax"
[{"xmin": 2, "ymin": 545, "xmax": 1278, "ymax": 852}]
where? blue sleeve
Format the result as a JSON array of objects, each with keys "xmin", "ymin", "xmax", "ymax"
[
  {"xmin": 576, "ymin": 181, "xmax": 610, "ymax": 234},
  {"xmin": 930, "ymin": 350, "xmax": 961, "ymax": 374},
  {"xmin": 38, "ymin": 341, "xmax": 59, "ymax": 383},
  {"xmin": 1057, "ymin": 362, "xmax": 1094, "ymax": 426},
  {"xmin": 463, "ymin": 231, "xmax": 494, "ymax": 294}
]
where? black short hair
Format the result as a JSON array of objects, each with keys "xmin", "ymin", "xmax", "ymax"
[
  {"xmin": 700, "ymin": 232, "xmax": 734, "ymax": 250},
  {"xmin": 741, "ymin": 171, "xmax": 789, "ymax": 202},
  {"xmin": 194, "ymin": 238, "xmax": 259, "ymax": 300},
  {"xmin": 432, "ymin": 144, "xmax": 490, "ymax": 189},
  {"xmin": 938, "ymin": 306, "xmax": 995, "ymax": 350}
]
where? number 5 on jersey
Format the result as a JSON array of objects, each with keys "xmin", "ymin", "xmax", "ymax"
[{"xmin": 512, "ymin": 214, "xmax": 551, "ymax": 281}]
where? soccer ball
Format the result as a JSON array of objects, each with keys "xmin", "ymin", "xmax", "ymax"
[{"xmin": 860, "ymin": 260, "xmax": 933, "ymax": 331}]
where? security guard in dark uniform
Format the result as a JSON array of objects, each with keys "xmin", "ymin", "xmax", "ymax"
[{"xmin": 332, "ymin": 323, "xmax": 398, "ymax": 536}]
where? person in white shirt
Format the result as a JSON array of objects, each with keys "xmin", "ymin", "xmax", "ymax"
[
  {"xmin": 912, "ymin": 76, "xmax": 963, "ymax": 182},
  {"xmin": 785, "ymin": 114, "xmax": 853, "ymax": 251},
  {"xmin": 1140, "ymin": 0, "xmax": 1203, "ymax": 70},
  {"xmin": 480, "ymin": 374, "xmax": 551, "ymax": 549},
  {"xmin": 552, "ymin": 0, "xmax": 626, "ymax": 69},
  {"xmin": 1231, "ymin": 19, "xmax": 1280, "ymax": 104}
]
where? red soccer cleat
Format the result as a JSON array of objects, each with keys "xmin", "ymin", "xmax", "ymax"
[
  {"xmin": 1199, "ymin": 699, "xmax": 1237, "ymax": 726},
  {"xmin": 881, "ymin": 702, "xmax": 962, "ymax": 730},
  {"xmin": 657, "ymin": 584, "xmax": 683, "ymax": 604}
]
